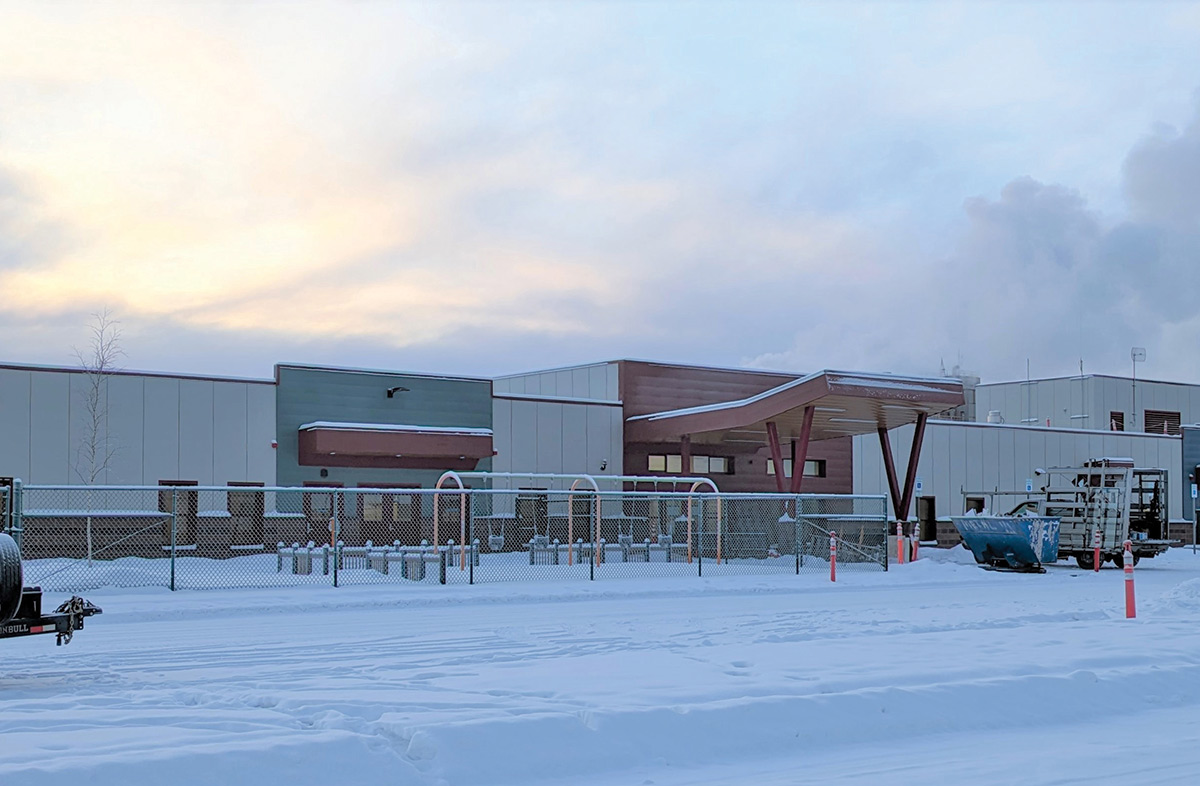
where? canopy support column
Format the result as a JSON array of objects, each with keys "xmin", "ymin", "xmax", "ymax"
[
  {"xmin": 897, "ymin": 412, "xmax": 928, "ymax": 524},
  {"xmin": 876, "ymin": 412, "xmax": 928, "ymax": 523},
  {"xmin": 788, "ymin": 406, "xmax": 815, "ymax": 494},
  {"xmin": 877, "ymin": 427, "xmax": 903, "ymax": 520},
  {"xmin": 765, "ymin": 421, "xmax": 787, "ymax": 494}
]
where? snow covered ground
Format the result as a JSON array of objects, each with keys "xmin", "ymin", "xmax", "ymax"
[{"xmin": 5, "ymin": 547, "xmax": 1200, "ymax": 786}]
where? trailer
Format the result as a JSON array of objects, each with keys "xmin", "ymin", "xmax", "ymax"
[
  {"xmin": 1, "ymin": 532, "xmax": 101, "ymax": 644},
  {"xmin": 2, "ymin": 477, "xmax": 101, "ymax": 644},
  {"xmin": 963, "ymin": 459, "xmax": 1173, "ymax": 570}
]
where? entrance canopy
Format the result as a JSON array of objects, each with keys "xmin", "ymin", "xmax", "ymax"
[
  {"xmin": 298, "ymin": 421, "xmax": 494, "ymax": 470},
  {"xmin": 626, "ymin": 370, "xmax": 963, "ymax": 513},
  {"xmin": 625, "ymin": 370, "xmax": 964, "ymax": 444}
]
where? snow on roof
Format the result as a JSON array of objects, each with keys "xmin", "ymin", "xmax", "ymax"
[
  {"xmin": 628, "ymin": 370, "xmax": 960, "ymax": 422},
  {"xmin": 298, "ymin": 421, "xmax": 493, "ymax": 436},
  {"xmin": 493, "ymin": 392, "xmax": 622, "ymax": 406},
  {"xmin": 826, "ymin": 373, "xmax": 961, "ymax": 394}
]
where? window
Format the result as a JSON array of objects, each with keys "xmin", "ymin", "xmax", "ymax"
[
  {"xmin": 158, "ymin": 479, "xmax": 198, "ymax": 516},
  {"xmin": 649, "ymin": 453, "xmax": 732, "ymax": 475},
  {"xmin": 227, "ymin": 481, "xmax": 264, "ymax": 518},
  {"xmin": 1144, "ymin": 410, "xmax": 1181, "ymax": 436},
  {"xmin": 356, "ymin": 484, "xmax": 420, "ymax": 525},
  {"xmin": 766, "ymin": 459, "xmax": 826, "ymax": 478},
  {"xmin": 303, "ymin": 481, "xmax": 344, "ymax": 520},
  {"xmin": 1109, "ymin": 411, "xmax": 1124, "ymax": 431}
]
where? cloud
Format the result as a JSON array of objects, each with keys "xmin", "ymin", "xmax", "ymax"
[
  {"xmin": 751, "ymin": 100, "xmax": 1200, "ymax": 383},
  {"xmin": 2, "ymin": 3, "xmax": 1200, "ymax": 384},
  {"xmin": 1123, "ymin": 105, "xmax": 1200, "ymax": 227}
]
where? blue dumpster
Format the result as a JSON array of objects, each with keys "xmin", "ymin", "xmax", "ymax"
[{"xmin": 950, "ymin": 516, "xmax": 1060, "ymax": 572}]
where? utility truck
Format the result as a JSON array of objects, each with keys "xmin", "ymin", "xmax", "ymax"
[{"xmin": 964, "ymin": 458, "xmax": 1173, "ymax": 570}]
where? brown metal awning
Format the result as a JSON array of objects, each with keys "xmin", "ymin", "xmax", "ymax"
[
  {"xmin": 298, "ymin": 421, "xmax": 494, "ymax": 470},
  {"xmin": 625, "ymin": 370, "xmax": 964, "ymax": 444}
]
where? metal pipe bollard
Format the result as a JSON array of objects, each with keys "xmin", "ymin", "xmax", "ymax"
[
  {"xmin": 1093, "ymin": 527, "xmax": 1102, "ymax": 573},
  {"xmin": 830, "ymin": 530, "xmax": 838, "ymax": 582},
  {"xmin": 276, "ymin": 542, "xmax": 286, "ymax": 573},
  {"xmin": 1124, "ymin": 539, "xmax": 1136, "ymax": 619},
  {"xmin": 910, "ymin": 522, "xmax": 919, "ymax": 561},
  {"xmin": 895, "ymin": 521, "xmax": 905, "ymax": 565}
]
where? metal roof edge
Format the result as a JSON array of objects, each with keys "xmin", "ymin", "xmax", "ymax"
[
  {"xmin": 493, "ymin": 360, "xmax": 618, "ymax": 379},
  {"xmin": 920, "ymin": 419, "xmax": 1182, "ymax": 439},
  {"xmin": 274, "ymin": 362, "xmax": 490, "ymax": 384},
  {"xmin": 0, "ymin": 360, "xmax": 274, "ymax": 385},
  {"xmin": 628, "ymin": 370, "xmax": 963, "ymax": 423}
]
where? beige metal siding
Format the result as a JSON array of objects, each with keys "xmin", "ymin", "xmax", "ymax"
[
  {"xmin": 0, "ymin": 365, "xmax": 275, "ymax": 485},
  {"xmin": 854, "ymin": 421, "xmax": 1183, "ymax": 522},
  {"xmin": 0, "ymin": 368, "xmax": 32, "ymax": 480},
  {"xmin": 495, "ymin": 362, "xmax": 619, "ymax": 401}
]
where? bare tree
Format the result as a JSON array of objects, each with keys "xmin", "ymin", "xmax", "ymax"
[{"xmin": 73, "ymin": 309, "xmax": 124, "ymax": 564}]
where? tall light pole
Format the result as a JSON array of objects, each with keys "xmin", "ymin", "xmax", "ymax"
[{"xmin": 1131, "ymin": 347, "xmax": 1146, "ymax": 431}]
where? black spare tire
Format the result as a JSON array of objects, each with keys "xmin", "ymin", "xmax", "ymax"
[{"xmin": 0, "ymin": 532, "xmax": 23, "ymax": 624}]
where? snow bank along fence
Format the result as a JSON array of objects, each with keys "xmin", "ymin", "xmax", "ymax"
[{"xmin": 4, "ymin": 483, "xmax": 888, "ymax": 592}]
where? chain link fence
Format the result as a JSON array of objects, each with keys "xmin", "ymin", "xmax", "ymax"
[{"xmin": 7, "ymin": 485, "xmax": 887, "ymax": 592}]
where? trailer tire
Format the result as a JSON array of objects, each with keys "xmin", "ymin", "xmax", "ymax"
[
  {"xmin": 1075, "ymin": 551, "xmax": 1096, "ymax": 570},
  {"xmin": 0, "ymin": 532, "xmax": 23, "ymax": 624}
]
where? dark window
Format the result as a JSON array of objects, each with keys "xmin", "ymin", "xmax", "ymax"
[
  {"xmin": 766, "ymin": 459, "xmax": 826, "ymax": 478},
  {"xmin": 649, "ymin": 454, "xmax": 731, "ymax": 475},
  {"xmin": 1144, "ymin": 409, "xmax": 1180, "ymax": 436},
  {"xmin": 1109, "ymin": 412, "xmax": 1124, "ymax": 431},
  {"xmin": 302, "ymin": 481, "xmax": 344, "ymax": 520},
  {"xmin": 157, "ymin": 479, "xmax": 198, "ymax": 515},
  {"xmin": 356, "ymin": 483, "xmax": 419, "ymax": 525},
  {"xmin": 227, "ymin": 481, "xmax": 264, "ymax": 517}
]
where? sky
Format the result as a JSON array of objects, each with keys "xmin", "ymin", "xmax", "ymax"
[{"xmin": 2, "ymin": 1, "xmax": 1200, "ymax": 384}]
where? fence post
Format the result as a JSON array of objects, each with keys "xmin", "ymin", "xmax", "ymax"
[
  {"xmin": 696, "ymin": 497, "xmax": 703, "ymax": 578},
  {"xmin": 332, "ymin": 492, "xmax": 340, "ymax": 588},
  {"xmin": 11, "ymin": 478, "xmax": 22, "ymax": 552},
  {"xmin": 170, "ymin": 488, "xmax": 177, "ymax": 591},
  {"xmin": 794, "ymin": 503, "xmax": 801, "ymax": 575},
  {"xmin": 85, "ymin": 486, "xmax": 95, "ymax": 568},
  {"xmin": 830, "ymin": 530, "xmax": 837, "ymax": 582},
  {"xmin": 1124, "ymin": 539, "xmax": 1136, "ymax": 619}
]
